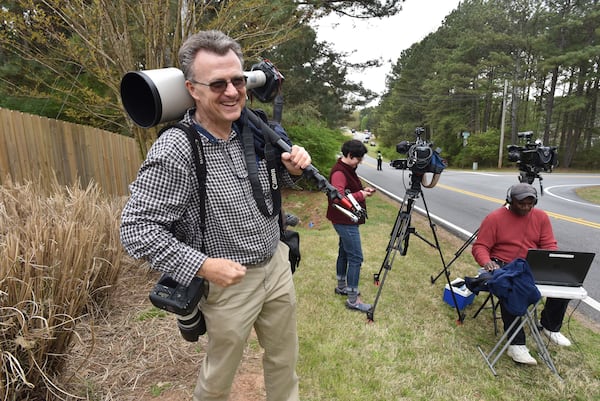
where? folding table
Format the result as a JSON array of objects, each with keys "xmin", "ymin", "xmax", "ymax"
[{"xmin": 477, "ymin": 285, "xmax": 587, "ymax": 379}]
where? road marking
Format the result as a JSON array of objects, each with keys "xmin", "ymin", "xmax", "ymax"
[
  {"xmin": 436, "ymin": 183, "xmax": 504, "ymax": 204},
  {"xmin": 583, "ymin": 296, "xmax": 600, "ymax": 311},
  {"xmin": 545, "ymin": 185, "xmax": 600, "ymax": 209}
]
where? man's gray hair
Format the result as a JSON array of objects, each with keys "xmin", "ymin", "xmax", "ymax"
[{"xmin": 178, "ymin": 30, "xmax": 244, "ymax": 81}]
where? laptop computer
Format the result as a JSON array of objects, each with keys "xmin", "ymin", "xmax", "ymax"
[{"xmin": 526, "ymin": 249, "xmax": 596, "ymax": 287}]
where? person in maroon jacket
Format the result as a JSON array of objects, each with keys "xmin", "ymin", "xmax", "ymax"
[
  {"xmin": 326, "ymin": 140, "xmax": 376, "ymax": 312},
  {"xmin": 472, "ymin": 183, "xmax": 571, "ymax": 366}
]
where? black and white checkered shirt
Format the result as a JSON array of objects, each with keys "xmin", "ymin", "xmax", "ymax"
[{"xmin": 120, "ymin": 110, "xmax": 293, "ymax": 286}]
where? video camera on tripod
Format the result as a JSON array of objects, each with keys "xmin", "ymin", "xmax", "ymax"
[
  {"xmin": 507, "ymin": 131, "xmax": 558, "ymax": 193},
  {"xmin": 390, "ymin": 127, "xmax": 447, "ymax": 188},
  {"xmin": 367, "ymin": 127, "xmax": 463, "ymax": 323}
]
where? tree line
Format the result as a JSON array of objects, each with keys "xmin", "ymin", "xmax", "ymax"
[
  {"xmin": 2, "ymin": 1, "xmax": 598, "ymax": 170},
  {"xmin": 0, "ymin": 0, "xmax": 403, "ymax": 158},
  {"xmin": 366, "ymin": 0, "xmax": 600, "ymax": 169}
]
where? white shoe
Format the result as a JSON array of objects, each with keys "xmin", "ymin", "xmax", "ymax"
[
  {"xmin": 542, "ymin": 328, "xmax": 572, "ymax": 347},
  {"xmin": 507, "ymin": 345, "xmax": 537, "ymax": 365}
]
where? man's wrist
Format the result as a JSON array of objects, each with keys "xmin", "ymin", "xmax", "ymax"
[{"xmin": 196, "ymin": 259, "xmax": 207, "ymax": 277}]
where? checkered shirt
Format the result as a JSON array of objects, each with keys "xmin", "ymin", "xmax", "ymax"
[{"xmin": 120, "ymin": 110, "xmax": 293, "ymax": 286}]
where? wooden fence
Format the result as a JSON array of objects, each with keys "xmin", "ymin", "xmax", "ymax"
[{"xmin": 0, "ymin": 108, "xmax": 142, "ymax": 196}]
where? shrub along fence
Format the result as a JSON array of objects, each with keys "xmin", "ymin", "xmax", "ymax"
[
  {"xmin": 0, "ymin": 108, "xmax": 142, "ymax": 399},
  {"xmin": 0, "ymin": 107, "xmax": 142, "ymax": 196}
]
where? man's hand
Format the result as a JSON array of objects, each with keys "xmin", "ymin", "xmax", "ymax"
[
  {"xmin": 199, "ymin": 258, "xmax": 246, "ymax": 287},
  {"xmin": 483, "ymin": 260, "xmax": 500, "ymax": 272},
  {"xmin": 281, "ymin": 145, "xmax": 311, "ymax": 176}
]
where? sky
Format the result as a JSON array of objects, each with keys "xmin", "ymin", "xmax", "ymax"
[{"xmin": 315, "ymin": 0, "xmax": 463, "ymax": 100}]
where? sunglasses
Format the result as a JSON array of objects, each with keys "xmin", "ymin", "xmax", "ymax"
[{"xmin": 190, "ymin": 76, "xmax": 247, "ymax": 93}]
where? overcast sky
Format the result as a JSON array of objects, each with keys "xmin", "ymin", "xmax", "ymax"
[{"xmin": 315, "ymin": 1, "xmax": 463, "ymax": 100}]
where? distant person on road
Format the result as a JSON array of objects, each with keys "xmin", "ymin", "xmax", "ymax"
[
  {"xmin": 472, "ymin": 183, "xmax": 572, "ymax": 366},
  {"xmin": 326, "ymin": 139, "xmax": 375, "ymax": 312},
  {"xmin": 376, "ymin": 150, "xmax": 382, "ymax": 171}
]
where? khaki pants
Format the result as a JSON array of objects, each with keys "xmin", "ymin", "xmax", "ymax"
[{"xmin": 193, "ymin": 242, "xmax": 299, "ymax": 401}]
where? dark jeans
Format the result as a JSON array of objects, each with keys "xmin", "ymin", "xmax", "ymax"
[
  {"xmin": 501, "ymin": 297, "xmax": 570, "ymax": 345},
  {"xmin": 332, "ymin": 223, "xmax": 364, "ymax": 290}
]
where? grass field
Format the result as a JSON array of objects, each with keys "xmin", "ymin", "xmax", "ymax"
[
  {"xmin": 4, "ymin": 178, "xmax": 598, "ymax": 400},
  {"xmin": 285, "ymin": 188, "xmax": 600, "ymax": 401}
]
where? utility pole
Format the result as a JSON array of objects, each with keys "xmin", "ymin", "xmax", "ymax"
[{"xmin": 498, "ymin": 79, "xmax": 508, "ymax": 168}]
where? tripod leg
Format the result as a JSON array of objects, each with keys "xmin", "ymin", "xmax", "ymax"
[
  {"xmin": 373, "ymin": 193, "xmax": 412, "ymax": 284},
  {"xmin": 395, "ymin": 197, "xmax": 415, "ymax": 256},
  {"xmin": 421, "ymin": 190, "xmax": 465, "ymax": 323},
  {"xmin": 430, "ymin": 229, "xmax": 478, "ymax": 284},
  {"xmin": 370, "ymin": 194, "xmax": 413, "ymax": 321}
]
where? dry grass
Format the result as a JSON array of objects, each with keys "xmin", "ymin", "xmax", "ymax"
[{"xmin": 0, "ymin": 177, "xmax": 127, "ymax": 401}]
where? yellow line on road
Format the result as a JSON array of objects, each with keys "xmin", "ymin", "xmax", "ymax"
[{"xmin": 436, "ymin": 183, "xmax": 600, "ymax": 230}]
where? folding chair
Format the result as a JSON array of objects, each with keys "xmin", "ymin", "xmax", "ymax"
[
  {"xmin": 472, "ymin": 291, "xmax": 501, "ymax": 335},
  {"xmin": 465, "ymin": 270, "xmax": 500, "ymax": 335}
]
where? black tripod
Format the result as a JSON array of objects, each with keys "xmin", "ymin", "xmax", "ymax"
[
  {"xmin": 430, "ymin": 229, "xmax": 478, "ymax": 285},
  {"xmin": 367, "ymin": 173, "xmax": 465, "ymax": 324}
]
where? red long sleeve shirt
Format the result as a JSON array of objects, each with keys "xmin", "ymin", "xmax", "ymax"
[{"xmin": 472, "ymin": 206, "xmax": 557, "ymax": 266}]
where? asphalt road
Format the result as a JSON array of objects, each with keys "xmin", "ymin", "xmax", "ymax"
[{"xmin": 357, "ymin": 153, "xmax": 600, "ymax": 325}]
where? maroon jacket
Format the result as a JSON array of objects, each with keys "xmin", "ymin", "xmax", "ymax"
[{"xmin": 326, "ymin": 158, "xmax": 367, "ymax": 225}]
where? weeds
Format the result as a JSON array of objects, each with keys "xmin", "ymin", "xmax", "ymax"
[{"xmin": 0, "ymin": 177, "xmax": 127, "ymax": 400}]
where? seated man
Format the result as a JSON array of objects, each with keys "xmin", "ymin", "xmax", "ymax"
[{"xmin": 472, "ymin": 183, "xmax": 572, "ymax": 365}]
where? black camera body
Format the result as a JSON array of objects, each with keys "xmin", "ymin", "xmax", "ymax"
[
  {"xmin": 390, "ymin": 127, "xmax": 446, "ymax": 175},
  {"xmin": 507, "ymin": 132, "xmax": 557, "ymax": 184},
  {"xmin": 390, "ymin": 158, "xmax": 408, "ymax": 170},
  {"xmin": 149, "ymin": 274, "xmax": 206, "ymax": 341}
]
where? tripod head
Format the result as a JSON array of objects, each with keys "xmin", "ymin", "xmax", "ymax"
[
  {"xmin": 518, "ymin": 169, "xmax": 545, "ymax": 195},
  {"xmin": 402, "ymin": 171, "xmax": 429, "ymax": 200}
]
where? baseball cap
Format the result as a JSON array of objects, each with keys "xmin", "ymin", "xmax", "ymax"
[{"xmin": 510, "ymin": 183, "xmax": 537, "ymax": 201}]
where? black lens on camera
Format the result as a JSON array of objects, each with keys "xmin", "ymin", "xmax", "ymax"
[{"xmin": 176, "ymin": 307, "xmax": 206, "ymax": 342}]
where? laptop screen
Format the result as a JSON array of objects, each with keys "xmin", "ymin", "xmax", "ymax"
[{"xmin": 526, "ymin": 249, "xmax": 595, "ymax": 287}]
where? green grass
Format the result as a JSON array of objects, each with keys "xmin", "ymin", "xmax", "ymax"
[
  {"xmin": 576, "ymin": 185, "xmax": 600, "ymax": 205},
  {"xmin": 284, "ymin": 188, "xmax": 600, "ymax": 401}
]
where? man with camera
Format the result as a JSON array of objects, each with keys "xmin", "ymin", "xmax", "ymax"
[
  {"xmin": 120, "ymin": 30, "xmax": 310, "ymax": 401},
  {"xmin": 472, "ymin": 183, "xmax": 572, "ymax": 366}
]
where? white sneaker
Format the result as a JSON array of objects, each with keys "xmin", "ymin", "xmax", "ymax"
[
  {"xmin": 542, "ymin": 328, "xmax": 572, "ymax": 347},
  {"xmin": 507, "ymin": 345, "xmax": 537, "ymax": 365}
]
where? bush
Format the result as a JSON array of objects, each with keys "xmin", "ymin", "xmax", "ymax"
[
  {"xmin": 455, "ymin": 129, "xmax": 501, "ymax": 168},
  {"xmin": 286, "ymin": 120, "xmax": 347, "ymax": 181}
]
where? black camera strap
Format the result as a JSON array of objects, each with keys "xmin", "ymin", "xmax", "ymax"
[
  {"xmin": 240, "ymin": 113, "xmax": 281, "ymax": 218},
  {"xmin": 165, "ymin": 121, "xmax": 209, "ymax": 253}
]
